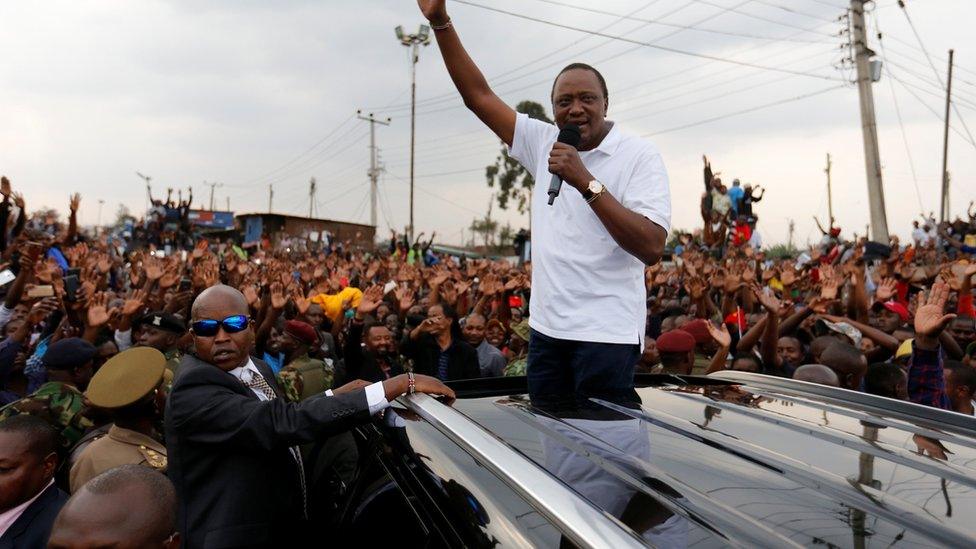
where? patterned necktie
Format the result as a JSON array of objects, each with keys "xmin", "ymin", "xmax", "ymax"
[{"xmin": 243, "ymin": 371, "xmax": 308, "ymax": 518}]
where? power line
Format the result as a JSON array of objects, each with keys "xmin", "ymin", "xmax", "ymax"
[
  {"xmin": 524, "ymin": 0, "xmax": 832, "ymax": 43},
  {"xmin": 238, "ymin": 114, "xmax": 355, "ymax": 186},
  {"xmin": 885, "ymin": 70, "xmax": 976, "ymax": 149},
  {"xmin": 450, "ymin": 0, "xmax": 845, "ymax": 83},
  {"xmin": 640, "ymin": 84, "xmax": 844, "ymax": 136},
  {"xmin": 896, "ymin": 0, "xmax": 976, "ymax": 147},
  {"xmin": 874, "ymin": 11, "xmax": 925, "ymax": 213},
  {"xmin": 694, "ymin": 0, "xmax": 838, "ymax": 36},
  {"xmin": 376, "ymin": 0, "xmax": 702, "ymax": 115}
]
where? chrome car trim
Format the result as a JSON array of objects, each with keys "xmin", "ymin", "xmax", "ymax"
[{"xmin": 398, "ymin": 393, "xmax": 646, "ymax": 549}]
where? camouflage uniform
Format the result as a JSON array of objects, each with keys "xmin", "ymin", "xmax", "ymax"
[
  {"xmin": 0, "ymin": 381, "xmax": 93, "ymax": 448},
  {"xmin": 277, "ymin": 354, "xmax": 334, "ymax": 402}
]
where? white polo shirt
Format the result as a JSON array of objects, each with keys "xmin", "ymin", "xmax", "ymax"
[{"xmin": 509, "ymin": 113, "xmax": 671, "ymax": 345}]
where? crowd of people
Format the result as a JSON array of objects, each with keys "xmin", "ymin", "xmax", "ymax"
[{"xmin": 0, "ymin": 159, "xmax": 974, "ymax": 546}]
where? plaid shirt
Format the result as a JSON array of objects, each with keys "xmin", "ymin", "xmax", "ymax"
[{"xmin": 907, "ymin": 343, "xmax": 950, "ymax": 410}]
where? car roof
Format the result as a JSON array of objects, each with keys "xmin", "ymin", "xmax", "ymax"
[{"xmin": 442, "ymin": 373, "xmax": 976, "ymax": 547}]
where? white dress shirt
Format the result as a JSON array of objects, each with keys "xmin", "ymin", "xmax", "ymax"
[{"xmin": 229, "ymin": 358, "xmax": 390, "ymax": 415}]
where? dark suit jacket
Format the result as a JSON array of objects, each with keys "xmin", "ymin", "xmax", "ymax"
[
  {"xmin": 0, "ymin": 483, "xmax": 68, "ymax": 549},
  {"xmin": 165, "ymin": 355, "xmax": 371, "ymax": 548},
  {"xmin": 401, "ymin": 333, "xmax": 481, "ymax": 381}
]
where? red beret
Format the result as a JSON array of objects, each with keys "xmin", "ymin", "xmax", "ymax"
[
  {"xmin": 680, "ymin": 319, "xmax": 712, "ymax": 345},
  {"xmin": 284, "ymin": 320, "xmax": 318, "ymax": 346},
  {"xmin": 656, "ymin": 330, "xmax": 696, "ymax": 353}
]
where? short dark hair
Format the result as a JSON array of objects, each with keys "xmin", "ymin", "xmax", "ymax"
[
  {"xmin": 946, "ymin": 362, "xmax": 976, "ymax": 394},
  {"xmin": 731, "ymin": 353, "xmax": 763, "ymax": 373},
  {"xmin": 864, "ymin": 362, "xmax": 905, "ymax": 399},
  {"xmin": 0, "ymin": 415, "xmax": 59, "ymax": 458},
  {"xmin": 552, "ymin": 63, "xmax": 609, "ymax": 104},
  {"xmin": 82, "ymin": 464, "xmax": 177, "ymax": 537}
]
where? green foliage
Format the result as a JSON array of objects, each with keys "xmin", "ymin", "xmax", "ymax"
[
  {"xmin": 469, "ymin": 217, "xmax": 499, "ymax": 247},
  {"xmin": 485, "ymin": 100, "xmax": 552, "ymax": 213},
  {"xmin": 764, "ymin": 244, "xmax": 798, "ymax": 260}
]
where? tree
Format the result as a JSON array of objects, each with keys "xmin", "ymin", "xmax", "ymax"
[
  {"xmin": 114, "ymin": 203, "xmax": 133, "ymax": 226},
  {"xmin": 485, "ymin": 100, "xmax": 552, "ymax": 213},
  {"xmin": 469, "ymin": 217, "xmax": 498, "ymax": 248}
]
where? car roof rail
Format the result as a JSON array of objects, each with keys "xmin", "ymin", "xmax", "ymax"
[{"xmin": 399, "ymin": 393, "xmax": 646, "ymax": 549}]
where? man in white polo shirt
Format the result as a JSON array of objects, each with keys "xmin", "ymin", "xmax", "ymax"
[{"xmin": 419, "ymin": 0, "xmax": 670, "ymax": 405}]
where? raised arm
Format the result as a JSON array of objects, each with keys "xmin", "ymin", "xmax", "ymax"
[{"xmin": 419, "ymin": 0, "xmax": 516, "ymax": 145}]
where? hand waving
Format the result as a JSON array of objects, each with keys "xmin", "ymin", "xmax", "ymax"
[
  {"xmin": 914, "ymin": 279, "xmax": 956, "ymax": 342},
  {"xmin": 417, "ymin": 0, "xmax": 449, "ymax": 25}
]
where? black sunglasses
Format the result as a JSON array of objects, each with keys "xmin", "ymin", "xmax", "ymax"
[{"xmin": 191, "ymin": 315, "xmax": 249, "ymax": 337}]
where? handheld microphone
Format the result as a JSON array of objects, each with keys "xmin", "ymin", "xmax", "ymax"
[{"xmin": 547, "ymin": 123, "xmax": 582, "ymax": 205}]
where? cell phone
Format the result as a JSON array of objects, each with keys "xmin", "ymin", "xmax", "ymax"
[
  {"xmin": 27, "ymin": 285, "xmax": 55, "ymax": 298},
  {"xmin": 179, "ymin": 278, "xmax": 192, "ymax": 291},
  {"xmin": 383, "ymin": 281, "xmax": 397, "ymax": 295},
  {"xmin": 64, "ymin": 274, "xmax": 80, "ymax": 303},
  {"xmin": 0, "ymin": 269, "xmax": 15, "ymax": 286},
  {"xmin": 25, "ymin": 242, "xmax": 43, "ymax": 261}
]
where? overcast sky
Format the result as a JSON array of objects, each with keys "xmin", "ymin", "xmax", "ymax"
[{"xmin": 2, "ymin": 0, "xmax": 974, "ymax": 247}]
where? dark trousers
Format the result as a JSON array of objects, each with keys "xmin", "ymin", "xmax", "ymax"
[{"xmin": 527, "ymin": 329, "xmax": 639, "ymax": 408}]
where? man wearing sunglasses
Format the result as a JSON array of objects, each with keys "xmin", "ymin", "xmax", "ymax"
[{"xmin": 165, "ymin": 285, "xmax": 453, "ymax": 547}]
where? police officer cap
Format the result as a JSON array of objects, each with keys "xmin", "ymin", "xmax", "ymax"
[
  {"xmin": 42, "ymin": 338, "xmax": 98, "ymax": 371},
  {"xmin": 136, "ymin": 311, "xmax": 186, "ymax": 334},
  {"xmin": 85, "ymin": 347, "xmax": 166, "ymax": 409}
]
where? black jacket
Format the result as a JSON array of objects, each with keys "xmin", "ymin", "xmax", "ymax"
[
  {"xmin": 401, "ymin": 333, "xmax": 480, "ymax": 381},
  {"xmin": 0, "ymin": 483, "xmax": 67, "ymax": 549},
  {"xmin": 165, "ymin": 354, "xmax": 371, "ymax": 548},
  {"xmin": 343, "ymin": 321, "xmax": 404, "ymax": 383}
]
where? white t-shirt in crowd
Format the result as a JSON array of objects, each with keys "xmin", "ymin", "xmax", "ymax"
[{"xmin": 508, "ymin": 113, "xmax": 671, "ymax": 345}]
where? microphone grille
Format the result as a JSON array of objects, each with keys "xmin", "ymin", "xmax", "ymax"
[{"xmin": 558, "ymin": 123, "xmax": 582, "ymax": 148}]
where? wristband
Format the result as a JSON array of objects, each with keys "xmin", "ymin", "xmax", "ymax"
[
  {"xmin": 431, "ymin": 19, "xmax": 452, "ymax": 31},
  {"xmin": 407, "ymin": 372, "xmax": 416, "ymax": 395}
]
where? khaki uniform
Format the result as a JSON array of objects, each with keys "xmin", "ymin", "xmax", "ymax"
[
  {"xmin": 69, "ymin": 424, "xmax": 167, "ymax": 493},
  {"xmin": 277, "ymin": 354, "xmax": 333, "ymax": 402}
]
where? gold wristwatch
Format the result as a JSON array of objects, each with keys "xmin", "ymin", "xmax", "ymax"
[{"xmin": 582, "ymin": 180, "xmax": 605, "ymax": 204}]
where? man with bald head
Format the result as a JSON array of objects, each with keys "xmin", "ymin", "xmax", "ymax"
[
  {"xmin": 48, "ymin": 464, "xmax": 179, "ymax": 548},
  {"xmin": 166, "ymin": 285, "xmax": 453, "ymax": 547},
  {"xmin": 793, "ymin": 364, "xmax": 841, "ymax": 387}
]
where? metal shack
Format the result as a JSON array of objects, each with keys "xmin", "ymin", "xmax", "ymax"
[{"xmin": 236, "ymin": 213, "xmax": 375, "ymax": 249}]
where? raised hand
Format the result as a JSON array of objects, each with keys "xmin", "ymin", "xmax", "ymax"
[
  {"xmin": 144, "ymin": 257, "xmax": 164, "ymax": 281},
  {"xmin": 270, "ymin": 283, "xmax": 287, "ymax": 310},
  {"xmin": 779, "ymin": 267, "xmax": 797, "ymax": 287},
  {"xmin": 293, "ymin": 286, "xmax": 312, "ymax": 315},
  {"xmin": 11, "ymin": 191, "xmax": 24, "ymax": 210},
  {"xmin": 122, "ymin": 289, "xmax": 148, "ymax": 317},
  {"xmin": 396, "ymin": 283, "xmax": 416, "ymax": 313},
  {"xmin": 159, "ymin": 262, "xmax": 180, "ymax": 289},
  {"xmin": 192, "ymin": 240, "xmax": 209, "ymax": 259},
  {"xmin": 914, "ymin": 279, "xmax": 956, "ymax": 341},
  {"xmin": 417, "ymin": 0, "xmax": 449, "ymax": 25},
  {"xmin": 242, "ymin": 285, "xmax": 259, "ymax": 308},
  {"xmin": 875, "ymin": 277, "xmax": 897, "ymax": 302},
  {"xmin": 86, "ymin": 293, "xmax": 111, "ymax": 328},
  {"xmin": 0, "ymin": 176, "xmax": 10, "ymax": 197},
  {"xmin": 751, "ymin": 283, "xmax": 781, "ymax": 313},
  {"xmin": 69, "ymin": 193, "xmax": 81, "ymax": 212},
  {"xmin": 357, "ymin": 285, "xmax": 385, "ymax": 316},
  {"xmin": 705, "ymin": 320, "xmax": 732, "ymax": 349},
  {"xmin": 27, "ymin": 298, "xmax": 59, "ymax": 325},
  {"xmin": 820, "ymin": 265, "xmax": 840, "ymax": 300}
]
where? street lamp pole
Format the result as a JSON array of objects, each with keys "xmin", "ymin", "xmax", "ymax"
[
  {"xmin": 97, "ymin": 199, "xmax": 105, "ymax": 235},
  {"xmin": 396, "ymin": 24, "xmax": 430, "ymax": 242}
]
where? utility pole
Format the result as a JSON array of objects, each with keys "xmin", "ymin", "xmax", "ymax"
[
  {"xmin": 135, "ymin": 172, "xmax": 152, "ymax": 214},
  {"xmin": 308, "ymin": 177, "xmax": 317, "ymax": 218},
  {"xmin": 226, "ymin": 197, "xmax": 230, "ymax": 211},
  {"xmin": 824, "ymin": 153, "xmax": 834, "ymax": 228},
  {"xmin": 940, "ymin": 49, "xmax": 954, "ymax": 223},
  {"xmin": 849, "ymin": 0, "xmax": 889, "ymax": 242},
  {"xmin": 268, "ymin": 184, "xmax": 274, "ymax": 213},
  {"xmin": 97, "ymin": 199, "xmax": 105, "ymax": 235},
  {"xmin": 357, "ymin": 110, "xmax": 391, "ymax": 228},
  {"xmin": 204, "ymin": 181, "xmax": 222, "ymax": 211},
  {"xmin": 787, "ymin": 219, "xmax": 795, "ymax": 250},
  {"xmin": 396, "ymin": 24, "xmax": 431, "ymax": 241}
]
